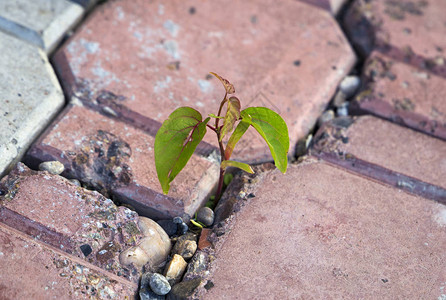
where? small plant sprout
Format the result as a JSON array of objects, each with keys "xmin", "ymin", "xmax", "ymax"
[{"xmin": 154, "ymin": 72, "xmax": 289, "ymax": 205}]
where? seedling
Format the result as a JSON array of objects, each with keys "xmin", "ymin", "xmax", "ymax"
[{"xmin": 154, "ymin": 72, "xmax": 289, "ymax": 205}]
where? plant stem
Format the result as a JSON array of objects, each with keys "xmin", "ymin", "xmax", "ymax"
[{"xmin": 215, "ymin": 168, "xmax": 225, "ymax": 203}]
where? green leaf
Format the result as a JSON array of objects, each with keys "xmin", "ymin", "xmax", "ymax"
[
  {"xmin": 242, "ymin": 107, "xmax": 289, "ymax": 173},
  {"xmin": 224, "ymin": 115, "xmax": 250, "ymax": 160},
  {"xmin": 221, "ymin": 160, "xmax": 254, "ymax": 174},
  {"xmin": 223, "ymin": 173, "xmax": 233, "ymax": 186},
  {"xmin": 210, "ymin": 72, "xmax": 235, "ymax": 94},
  {"xmin": 190, "ymin": 219, "xmax": 204, "ymax": 229},
  {"xmin": 155, "ymin": 107, "xmax": 210, "ymax": 194},
  {"xmin": 219, "ymin": 96, "xmax": 241, "ymax": 142}
]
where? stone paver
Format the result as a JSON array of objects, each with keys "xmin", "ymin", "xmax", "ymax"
[
  {"xmin": 344, "ymin": 0, "xmax": 446, "ymax": 59},
  {"xmin": 53, "ymin": 0, "xmax": 355, "ymax": 162},
  {"xmin": 311, "ymin": 116, "xmax": 446, "ymax": 202},
  {"xmin": 0, "ymin": 223, "xmax": 137, "ymax": 299},
  {"xmin": 25, "ymin": 103, "xmax": 219, "ymax": 220},
  {"xmin": 0, "ymin": 31, "xmax": 64, "ymax": 178},
  {"xmin": 0, "ymin": 0, "xmax": 84, "ymax": 53},
  {"xmin": 351, "ymin": 51, "xmax": 446, "ymax": 140},
  {"xmin": 0, "ymin": 163, "xmax": 146, "ymax": 283},
  {"xmin": 199, "ymin": 158, "xmax": 446, "ymax": 299},
  {"xmin": 344, "ymin": 0, "xmax": 446, "ymax": 139}
]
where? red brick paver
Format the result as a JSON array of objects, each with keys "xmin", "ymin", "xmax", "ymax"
[
  {"xmin": 344, "ymin": 0, "xmax": 446, "ymax": 139},
  {"xmin": 199, "ymin": 158, "xmax": 446, "ymax": 299},
  {"xmin": 311, "ymin": 116, "xmax": 446, "ymax": 202},
  {"xmin": 25, "ymin": 104, "xmax": 219, "ymax": 220},
  {"xmin": 54, "ymin": 0, "xmax": 355, "ymax": 162},
  {"xmin": 0, "ymin": 223, "xmax": 137, "ymax": 299},
  {"xmin": 0, "ymin": 163, "xmax": 146, "ymax": 283}
]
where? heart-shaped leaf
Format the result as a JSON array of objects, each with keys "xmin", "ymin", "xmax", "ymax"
[
  {"xmin": 210, "ymin": 72, "xmax": 235, "ymax": 94},
  {"xmin": 242, "ymin": 107, "xmax": 289, "ymax": 173},
  {"xmin": 221, "ymin": 160, "xmax": 254, "ymax": 174},
  {"xmin": 155, "ymin": 107, "xmax": 210, "ymax": 194},
  {"xmin": 219, "ymin": 96, "xmax": 241, "ymax": 142}
]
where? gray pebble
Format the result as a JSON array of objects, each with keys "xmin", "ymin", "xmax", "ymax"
[
  {"xmin": 173, "ymin": 217, "xmax": 183, "ymax": 224},
  {"xmin": 39, "ymin": 161, "xmax": 64, "ymax": 175},
  {"xmin": 336, "ymin": 102, "xmax": 349, "ymax": 117},
  {"xmin": 69, "ymin": 179, "xmax": 81, "ymax": 187},
  {"xmin": 196, "ymin": 207, "xmax": 214, "ymax": 227},
  {"xmin": 332, "ymin": 90, "xmax": 346, "ymax": 108},
  {"xmin": 149, "ymin": 273, "xmax": 171, "ymax": 296},
  {"xmin": 178, "ymin": 222, "xmax": 188, "ymax": 235},
  {"xmin": 339, "ymin": 75, "xmax": 360, "ymax": 98},
  {"xmin": 317, "ymin": 110, "xmax": 335, "ymax": 127},
  {"xmin": 140, "ymin": 273, "xmax": 165, "ymax": 300}
]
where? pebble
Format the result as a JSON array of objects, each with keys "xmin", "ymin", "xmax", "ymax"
[
  {"xmin": 339, "ymin": 75, "xmax": 360, "ymax": 98},
  {"xmin": 173, "ymin": 216, "xmax": 188, "ymax": 235},
  {"xmin": 167, "ymin": 278, "xmax": 201, "ymax": 300},
  {"xmin": 184, "ymin": 252, "xmax": 207, "ymax": 281},
  {"xmin": 38, "ymin": 161, "xmax": 65, "ymax": 175},
  {"xmin": 196, "ymin": 207, "xmax": 214, "ymax": 227},
  {"xmin": 164, "ymin": 254, "xmax": 188, "ymax": 285},
  {"xmin": 332, "ymin": 90, "xmax": 347, "ymax": 108},
  {"xmin": 69, "ymin": 179, "xmax": 81, "ymax": 186},
  {"xmin": 172, "ymin": 233, "xmax": 198, "ymax": 260},
  {"xmin": 119, "ymin": 217, "xmax": 171, "ymax": 268},
  {"xmin": 317, "ymin": 110, "xmax": 335, "ymax": 127},
  {"xmin": 140, "ymin": 273, "xmax": 165, "ymax": 300},
  {"xmin": 149, "ymin": 273, "xmax": 171, "ymax": 296},
  {"xmin": 157, "ymin": 219, "xmax": 178, "ymax": 237},
  {"xmin": 336, "ymin": 102, "xmax": 349, "ymax": 117}
]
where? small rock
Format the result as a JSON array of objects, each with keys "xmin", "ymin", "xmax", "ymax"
[
  {"xmin": 157, "ymin": 219, "xmax": 178, "ymax": 237},
  {"xmin": 140, "ymin": 272, "xmax": 165, "ymax": 300},
  {"xmin": 177, "ymin": 222, "xmax": 188, "ymax": 235},
  {"xmin": 333, "ymin": 90, "xmax": 347, "ymax": 108},
  {"xmin": 339, "ymin": 75, "xmax": 360, "ymax": 98},
  {"xmin": 150, "ymin": 273, "xmax": 171, "ymax": 296},
  {"xmin": 167, "ymin": 278, "xmax": 201, "ymax": 300},
  {"xmin": 196, "ymin": 207, "xmax": 214, "ymax": 227},
  {"xmin": 183, "ymin": 252, "xmax": 207, "ymax": 281},
  {"xmin": 119, "ymin": 217, "xmax": 171, "ymax": 268},
  {"xmin": 164, "ymin": 254, "xmax": 188, "ymax": 285},
  {"xmin": 38, "ymin": 161, "xmax": 65, "ymax": 175},
  {"xmin": 336, "ymin": 102, "xmax": 349, "ymax": 117},
  {"xmin": 69, "ymin": 179, "xmax": 81, "ymax": 186},
  {"xmin": 172, "ymin": 233, "xmax": 197, "ymax": 260},
  {"xmin": 173, "ymin": 216, "xmax": 188, "ymax": 235},
  {"xmin": 317, "ymin": 110, "xmax": 335, "ymax": 127}
]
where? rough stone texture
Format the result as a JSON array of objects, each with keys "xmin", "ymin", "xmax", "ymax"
[
  {"xmin": 312, "ymin": 116, "xmax": 446, "ymax": 197},
  {"xmin": 344, "ymin": 0, "xmax": 446, "ymax": 59},
  {"xmin": 25, "ymin": 103, "xmax": 219, "ymax": 220},
  {"xmin": 0, "ymin": 0, "xmax": 84, "ymax": 53},
  {"xmin": 0, "ymin": 223, "xmax": 137, "ymax": 299},
  {"xmin": 351, "ymin": 51, "xmax": 446, "ymax": 140},
  {"xmin": 199, "ymin": 158, "xmax": 446, "ymax": 299},
  {"xmin": 54, "ymin": 0, "xmax": 355, "ymax": 162},
  {"xmin": 0, "ymin": 163, "xmax": 145, "ymax": 282},
  {"xmin": 0, "ymin": 31, "xmax": 64, "ymax": 178}
]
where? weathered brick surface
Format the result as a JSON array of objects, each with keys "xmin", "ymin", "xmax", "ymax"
[
  {"xmin": 351, "ymin": 51, "xmax": 446, "ymax": 140},
  {"xmin": 0, "ymin": 223, "xmax": 137, "ymax": 299},
  {"xmin": 344, "ymin": 0, "xmax": 446, "ymax": 139},
  {"xmin": 199, "ymin": 158, "xmax": 446, "ymax": 299},
  {"xmin": 25, "ymin": 104, "xmax": 219, "ymax": 220},
  {"xmin": 344, "ymin": 0, "xmax": 446, "ymax": 58},
  {"xmin": 311, "ymin": 116, "xmax": 446, "ymax": 202},
  {"xmin": 54, "ymin": 0, "xmax": 355, "ymax": 162},
  {"xmin": 0, "ymin": 163, "xmax": 146, "ymax": 282},
  {"xmin": 0, "ymin": 0, "xmax": 84, "ymax": 53},
  {"xmin": 0, "ymin": 31, "xmax": 64, "ymax": 178}
]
